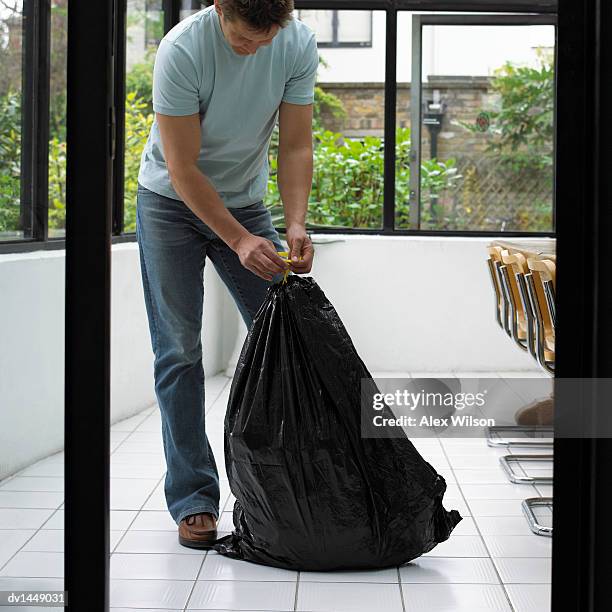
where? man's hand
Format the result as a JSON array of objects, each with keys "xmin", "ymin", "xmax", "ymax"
[
  {"xmin": 234, "ymin": 233, "xmax": 289, "ymax": 281},
  {"xmin": 286, "ymin": 224, "xmax": 314, "ymax": 274}
]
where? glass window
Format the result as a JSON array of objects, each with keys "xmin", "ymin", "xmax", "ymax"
[
  {"xmin": 298, "ymin": 10, "xmax": 334, "ymax": 44},
  {"xmin": 299, "ymin": 9, "xmax": 372, "ymax": 47},
  {"xmin": 123, "ymin": 0, "xmax": 164, "ymax": 232},
  {"xmin": 180, "ymin": 0, "xmax": 209, "ymax": 21},
  {"xmin": 265, "ymin": 10, "xmax": 385, "ymax": 230},
  {"xmin": 48, "ymin": 0, "xmax": 68, "ymax": 238},
  {"xmin": 337, "ymin": 11, "xmax": 372, "ymax": 46},
  {"xmin": 396, "ymin": 18, "xmax": 555, "ymax": 232},
  {"xmin": 0, "ymin": 0, "xmax": 25, "ymax": 240}
]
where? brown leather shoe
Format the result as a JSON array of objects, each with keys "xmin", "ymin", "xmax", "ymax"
[{"xmin": 178, "ymin": 512, "xmax": 217, "ymax": 549}]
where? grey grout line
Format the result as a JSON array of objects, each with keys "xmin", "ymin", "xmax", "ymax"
[
  {"xmin": 0, "ymin": 376, "xmax": 227, "ymax": 591},
  {"xmin": 0, "ymin": 451, "xmax": 65, "ymax": 485},
  {"xmin": 182, "ymin": 549, "xmax": 208, "ymax": 612},
  {"xmin": 110, "ymin": 473, "xmax": 167, "ymax": 553},
  {"xmin": 0, "ymin": 497, "xmax": 64, "ymax": 574},
  {"xmin": 112, "ymin": 406, "xmax": 157, "ymax": 434},
  {"xmin": 1, "ymin": 573, "xmax": 552, "ymax": 585},
  {"xmin": 110, "ymin": 551, "xmax": 215, "ymax": 557},
  {"xmin": 110, "ymin": 378, "xmax": 227, "ymax": 554},
  {"xmin": 39, "ymin": 507, "xmax": 63, "ymax": 529},
  {"xmin": 397, "ymin": 566, "xmax": 406, "ymax": 612},
  {"xmin": 437, "ymin": 435, "xmax": 516, "ymax": 612},
  {"xmin": 108, "ymin": 416, "xmax": 157, "ymax": 455},
  {"xmin": 293, "ymin": 571, "xmax": 300, "ymax": 611},
  {"xmin": 0, "ymin": 480, "xmax": 64, "ymax": 492},
  {"xmin": 0, "ymin": 526, "xmax": 56, "ymax": 574},
  {"xmin": 205, "ymin": 376, "xmax": 232, "ymax": 417}
]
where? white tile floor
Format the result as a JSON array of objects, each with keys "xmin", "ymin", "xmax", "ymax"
[{"xmin": 0, "ymin": 372, "xmax": 552, "ymax": 611}]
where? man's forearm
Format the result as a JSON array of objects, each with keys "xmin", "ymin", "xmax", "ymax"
[
  {"xmin": 277, "ymin": 145, "xmax": 312, "ymax": 228},
  {"xmin": 168, "ymin": 164, "xmax": 250, "ymax": 250}
]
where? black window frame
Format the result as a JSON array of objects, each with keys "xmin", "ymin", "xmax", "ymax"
[
  {"xmin": 5, "ymin": 0, "xmax": 51, "ymax": 245},
  {"xmin": 0, "ymin": 0, "xmax": 559, "ymax": 254},
  {"xmin": 299, "ymin": 9, "xmax": 373, "ymax": 48}
]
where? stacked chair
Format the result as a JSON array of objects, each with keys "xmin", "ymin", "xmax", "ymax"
[{"xmin": 486, "ymin": 243, "xmax": 555, "ymax": 537}]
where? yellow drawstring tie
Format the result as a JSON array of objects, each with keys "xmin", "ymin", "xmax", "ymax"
[{"xmin": 277, "ymin": 251, "xmax": 302, "ymax": 284}]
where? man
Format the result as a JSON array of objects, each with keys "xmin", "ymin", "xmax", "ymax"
[{"xmin": 135, "ymin": 0, "xmax": 317, "ymax": 549}]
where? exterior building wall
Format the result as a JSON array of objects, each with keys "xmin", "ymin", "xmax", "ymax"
[{"xmin": 317, "ymin": 77, "xmax": 497, "ymax": 161}]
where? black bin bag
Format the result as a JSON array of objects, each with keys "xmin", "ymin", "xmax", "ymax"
[{"xmin": 214, "ymin": 275, "xmax": 462, "ymax": 571}]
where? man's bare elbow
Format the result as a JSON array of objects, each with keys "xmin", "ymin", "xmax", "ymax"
[
  {"xmin": 166, "ymin": 159, "xmax": 194, "ymax": 187},
  {"xmin": 279, "ymin": 142, "xmax": 313, "ymax": 159}
]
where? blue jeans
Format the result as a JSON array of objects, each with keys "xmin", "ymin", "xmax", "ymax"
[{"xmin": 135, "ymin": 182, "xmax": 283, "ymax": 524}]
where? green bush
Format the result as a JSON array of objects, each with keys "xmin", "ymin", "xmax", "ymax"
[
  {"xmin": 487, "ymin": 54, "xmax": 554, "ymax": 171},
  {"xmin": 0, "ymin": 89, "xmax": 459, "ymax": 234},
  {"xmin": 48, "ymin": 136, "xmax": 67, "ymax": 230},
  {"xmin": 266, "ymin": 126, "xmax": 460, "ymax": 229},
  {"xmin": 1, "ymin": 76, "xmax": 461, "ymax": 234},
  {"xmin": 123, "ymin": 92, "xmax": 154, "ymax": 233},
  {"xmin": 0, "ymin": 91, "xmax": 22, "ymax": 234},
  {"xmin": 125, "ymin": 60, "xmax": 155, "ymax": 112}
]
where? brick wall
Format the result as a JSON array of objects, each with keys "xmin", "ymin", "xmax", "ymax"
[{"xmin": 317, "ymin": 77, "xmax": 499, "ymax": 160}]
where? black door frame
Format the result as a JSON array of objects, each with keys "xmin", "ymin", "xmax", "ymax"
[
  {"xmin": 64, "ymin": 1, "xmax": 611, "ymax": 610},
  {"xmin": 64, "ymin": 0, "xmax": 114, "ymax": 609},
  {"xmin": 552, "ymin": 1, "xmax": 612, "ymax": 609}
]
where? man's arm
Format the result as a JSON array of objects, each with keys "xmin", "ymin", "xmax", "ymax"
[
  {"xmin": 277, "ymin": 101, "xmax": 314, "ymax": 273},
  {"xmin": 156, "ymin": 112, "xmax": 288, "ymax": 281}
]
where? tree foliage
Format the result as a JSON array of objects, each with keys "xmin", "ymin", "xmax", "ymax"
[{"xmin": 463, "ymin": 50, "xmax": 554, "ymax": 172}]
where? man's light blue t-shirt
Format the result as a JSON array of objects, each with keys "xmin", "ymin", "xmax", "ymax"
[{"xmin": 137, "ymin": 6, "xmax": 318, "ymax": 208}]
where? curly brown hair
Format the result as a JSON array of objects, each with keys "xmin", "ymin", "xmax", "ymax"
[{"xmin": 217, "ymin": 0, "xmax": 294, "ymax": 31}]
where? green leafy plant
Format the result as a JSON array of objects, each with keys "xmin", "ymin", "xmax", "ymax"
[
  {"xmin": 48, "ymin": 137, "xmax": 67, "ymax": 231},
  {"xmin": 0, "ymin": 90, "xmax": 22, "ymax": 233},
  {"xmin": 461, "ymin": 50, "xmax": 554, "ymax": 172},
  {"xmin": 126, "ymin": 58, "xmax": 155, "ymax": 113},
  {"xmin": 123, "ymin": 92, "xmax": 155, "ymax": 232},
  {"xmin": 266, "ymin": 126, "xmax": 460, "ymax": 229}
]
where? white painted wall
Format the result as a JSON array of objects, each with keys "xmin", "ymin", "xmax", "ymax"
[
  {"xmin": 0, "ymin": 243, "xmax": 236, "ymax": 480},
  {"xmin": 308, "ymin": 235, "xmax": 542, "ymax": 373},
  {"xmin": 0, "ymin": 235, "xmax": 540, "ymax": 478}
]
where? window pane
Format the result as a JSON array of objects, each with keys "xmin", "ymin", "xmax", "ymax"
[
  {"xmin": 396, "ymin": 20, "xmax": 555, "ymax": 232},
  {"xmin": 337, "ymin": 11, "xmax": 371, "ymax": 45},
  {"xmin": 0, "ymin": 1, "xmax": 25, "ymax": 240},
  {"xmin": 123, "ymin": 0, "xmax": 163, "ymax": 233},
  {"xmin": 180, "ymin": 0, "xmax": 208, "ymax": 21},
  {"xmin": 267, "ymin": 10, "xmax": 386, "ymax": 230},
  {"xmin": 299, "ymin": 10, "xmax": 333, "ymax": 44},
  {"xmin": 48, "ymin": 0, "xmax": 68, "ymax": 238}
]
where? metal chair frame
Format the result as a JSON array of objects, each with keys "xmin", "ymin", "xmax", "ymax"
[
  {"xmin": 487, "ymin": 425, "xmax": 553, "ymax": 448},
  {"xmin": 525, "ymin": 272, "xmax": 555, "ymax": 374},
  {"xmin": 500, "ymin": 454, "xmax": 554, "ymax": 484},
  {"xmin": 522, "ymin": 497, "xmax": 553, "ymax": 537},
  {"xmin": 486, "ymin": 257, "xmax": 504, "ymax": 329}
]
